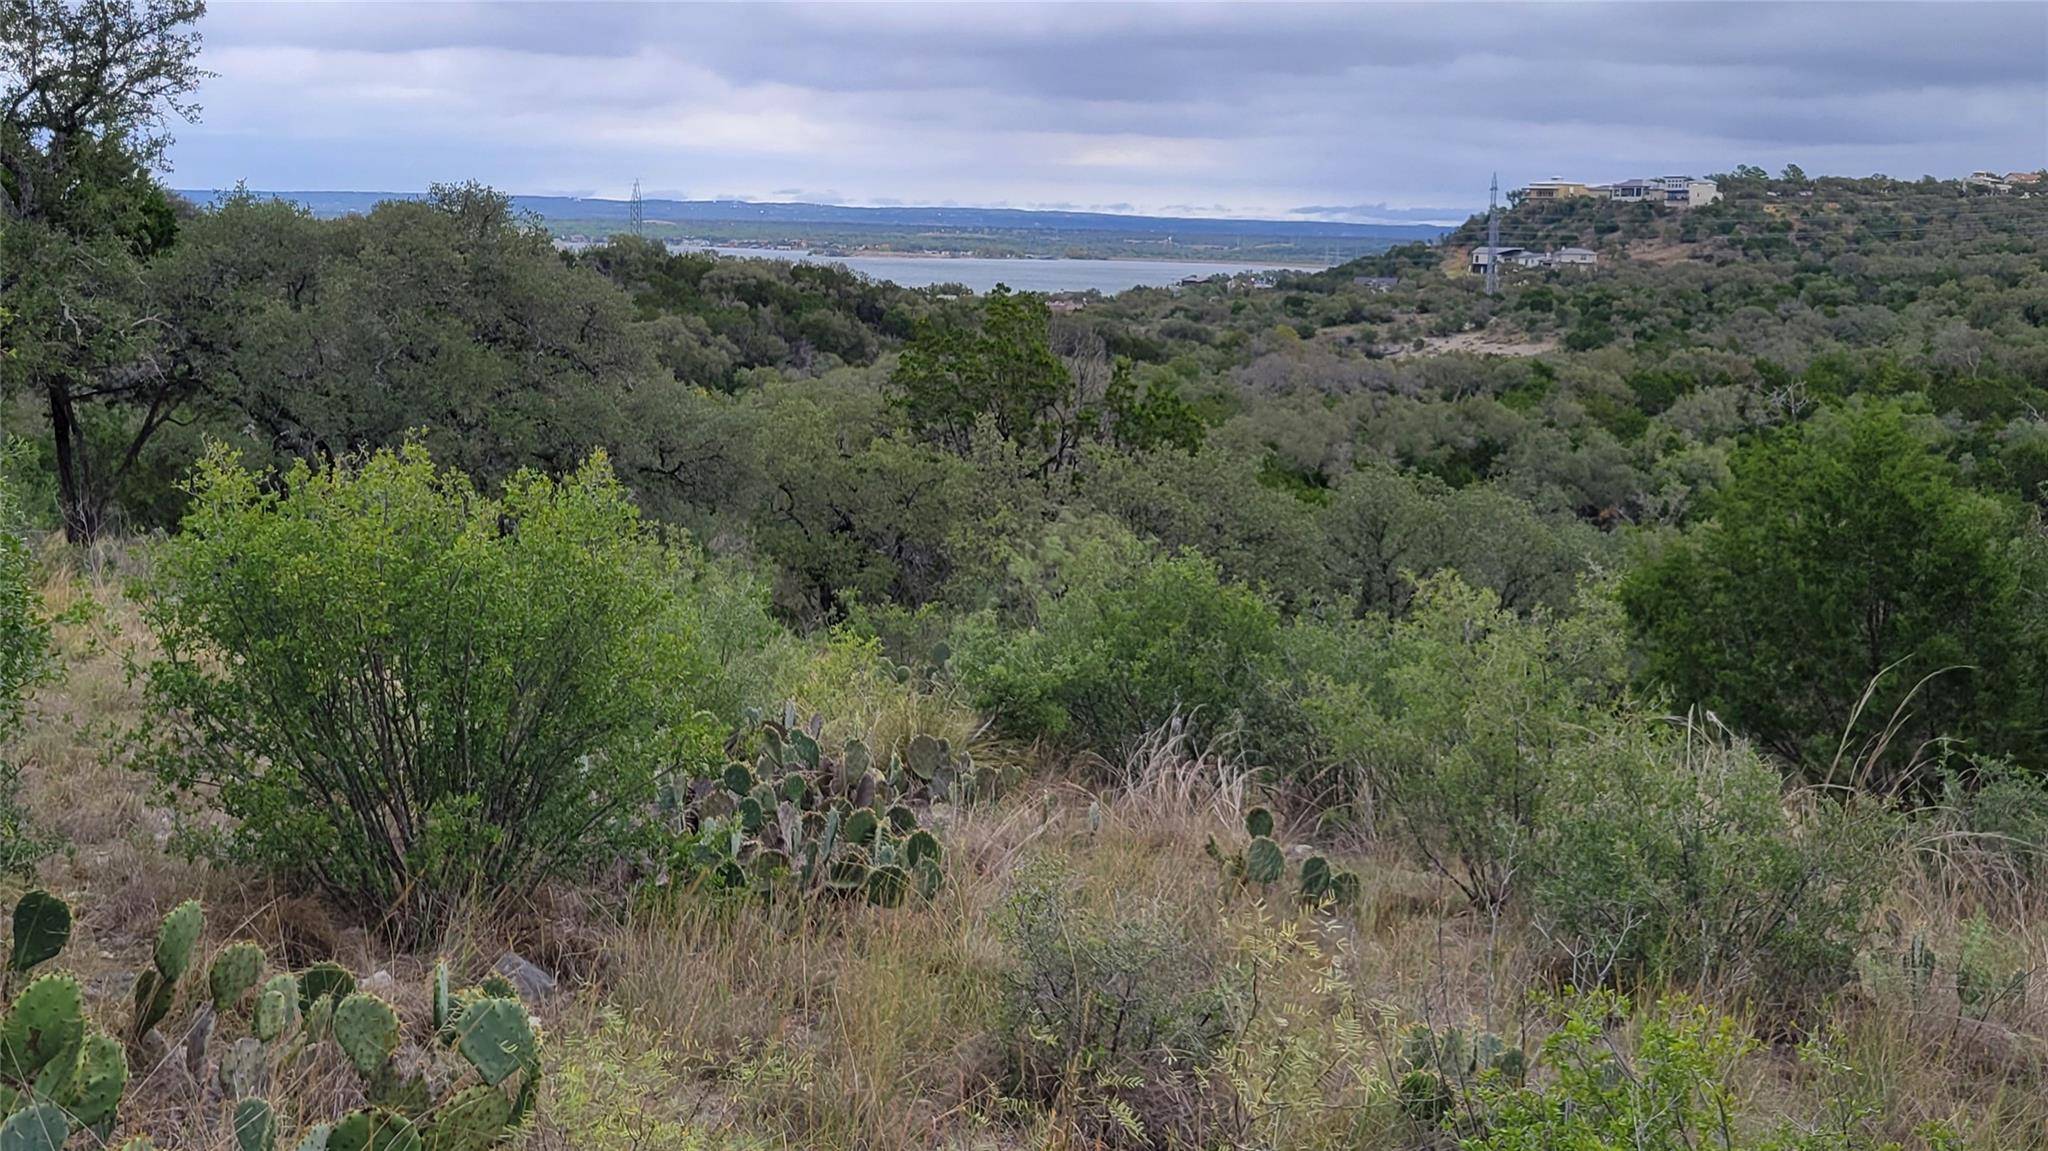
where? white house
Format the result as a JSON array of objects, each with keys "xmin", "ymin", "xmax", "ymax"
[
  {"xmin": 1599, "ymin": 176, "xmax": 1718, "ymax": 207},
  {"xmin": 1469, "ymin": 246, "xmax": 1526, "ymax": 273}
]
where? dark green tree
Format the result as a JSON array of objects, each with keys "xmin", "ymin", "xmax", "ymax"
[
  {"xmin": 893, "ymin": 286, "xmax": 1080, "ymax": 473},
  {"xmin": 1622, "ymin": 402, "xmax": 2036, "ymax": 787},
  {"xmin": 1, "ymin": 0, "xmax": 208, "ymax": 540}
]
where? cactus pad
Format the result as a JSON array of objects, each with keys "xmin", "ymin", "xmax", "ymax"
[
  {"xmin": 333, "ymin": 993, "xmax": 402, "ymax": 1078},
  {"xmin": 842, "ymin": 808, "xmax": 878, "ymax": 848},
  {"xmin": 865, "ymin": 865, "xmax": 908, "ymax": 908},
  {"xmin": 210, "ymin": 941, "xmax": 266, "ymax": 1014},
  {"xmin": 1297, "ymin": 854, "xmax": 1332, "ymax": 903},
  {"xmin": 905, "ymin": 734, "xmax": 941, "ymax": 781},
  {"xmin": 255, "ymin": 973, "xmax": 301, "ymax": 1042},
  {"xmin": 721, "ymin": 761, "xmax": 753, "ymax": 795},
  {"xmin": 218, "ymin": 1034, "xmax": 266, "ymax": 1099},
  {"xmin": 298, "ymin": 962, "xmax": 357, "ymax": 1013},
  {"xmin": 2, "ymin": 973, "xmax": 85, "ymax": 1080},
  {"xmin": 326, "ymin": 1110, "xmax": 421, "ymax": 1151},
  {"xmin": 423, "ymin": 1083, "xmax": 513, "ymax": 1151},
  {"xmin": 1243, "ymin": 807, "xmax": 1274, "ymax": 839},
  {"xmin": 153, "ymin": 900, "xmax": 204, "ymax": 981},
  {"xmin": 1245, "ymin": 836, "xmax": 1285, "ymax": 885},
  {"xmin": 56, "ymin": 1032, "xmax": 127, "ymax": 1128},
  {"xmin": 0, "ymin": 1102, "xmax": 69, "ymax": 1151},
  {"xmin": 903, "ymin": 829, "xmax": 940, "ymax": 870},
  {"xmin": 453, "ymin": 998, "xmax": 537, "ymax": 1087},
  {"xmin": 843, "ymin": 739, "xmax": 871, "ymax": 777},
  {"xmin": 788, "ymin": 729, "xmax": 820, "ymax": 770},
  {"xmin": 1329, "ymin": 869, "xmax": 1362, "ymax": 907},
  {"xmin": 234, "ymin": 1098, "xmax": 278, "ymax": 1151},
  {"xmin": 7, "ymin": 892, "xmax": 69, "ymax": 975}
]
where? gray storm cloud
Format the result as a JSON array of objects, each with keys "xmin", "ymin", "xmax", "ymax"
[{"xmin": 175, "ymin": 1, "xmax": 2048, "ymax": 220}]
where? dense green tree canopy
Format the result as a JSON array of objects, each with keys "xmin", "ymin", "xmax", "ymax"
[{"xmin": 1622, "ymin": 401, "xmax": 2037, "ymax": 786}]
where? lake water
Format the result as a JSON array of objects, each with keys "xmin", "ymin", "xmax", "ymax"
[{"xmin": 568, "ymin": 241, "xmax": 1320, "ymax": 293}]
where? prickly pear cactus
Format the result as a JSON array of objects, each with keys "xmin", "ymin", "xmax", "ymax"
[
  {"xmin": 154, "ymin": 900, "xmax": 204, "ymax": 982},
  {"xmin": 333, "ymin": 994, "xmax": 402, "ymax": 1078},
  {"xmin": 298, "ymin": 962, "xmax": 357, "ymax": 1014},
  {"xmin": 662, "ymin": 716, "xmax": 956, "ymax": 908},
  {"xmin": 255, "ymin": 974, "xmax": 301, "ymax": 1042},
  {"xmin": 132, "ymin": 900, "xmax": 205, "ymax": 1042},
  {"xmin": 1244, "ymin": 807, "xmax": 1275, "ymax": 839},
  {"xmin": 1245, "ymin": 836, "xmax": 1285, "ymax": 885},
  {"xmin": 7, "ymin": 892, "xmax": 69, "ymax": 975},
  {"xmin": 424, "ymin": 1084, "xmax": 513, "ymax": 1151},
  {"xmin": 211, "ymin": 941, "xmax": 267, "ymax": 1014},
  {"xmin": 0, "ymin": 1102, "xmax": 69, "ymax": 1151},
  {"xmin": 235, "ymin": 1098, "xmax": 279, "ymax": 1151},
  {"xmin": 1, "ymin": 973, "xmax": 86, "ymax": 1080},
  {"xmin": 325, "ymin": 1109, "xmax": 421, "ymax": 1151},
  {"xmin": 1297, "ymin": 854, "xmax": 1332, "ymax": 902},
  {"xmin": 54, "ymin": 1032, "xmax": 128, "ymax": 1129},
  {"xmin": 452, "ymin": 998, "xmax": 537, "ymax": 1087}
]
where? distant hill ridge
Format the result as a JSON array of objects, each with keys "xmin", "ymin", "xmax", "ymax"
[{"xmin": 173, "ymin": 189, "xmax": 1453, "ymax": 242}]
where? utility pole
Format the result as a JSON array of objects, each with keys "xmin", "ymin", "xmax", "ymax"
[
  {"xmin": 1485, "ymin": 172, "xmax": 1500, "ymax": 296},
  {"xmin": 629, "ymin": 178, "xmax": 644, "ymax": 237}
]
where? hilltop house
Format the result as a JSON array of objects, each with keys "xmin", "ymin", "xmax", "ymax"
[
  {"xmin": 1469, "ymin": 246, "xmax": 1525, "ymax": 273},
  {"xmin": 1470, "ymin": 246, "xmax": 1597, "ymax": 273},
  {"xmin": 1522, "ymin": 175, "xmax": 1719, "ymax": 208},
  {"xmin": 1521, "ymin": 179, "xmax": 1599, "ymax": 201}
]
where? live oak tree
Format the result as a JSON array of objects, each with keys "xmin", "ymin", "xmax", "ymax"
[{"xmin": 1, "ymin": 0, "xmax": 207, "ymax": 541}]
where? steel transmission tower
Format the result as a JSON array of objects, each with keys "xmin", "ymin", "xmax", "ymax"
[
  {"xmin": 629, "ymin": 179, "xmax": 644, "ymax": 237},
  {"xmin": 1490, "ymin": 172, "xmax": 1507, "ymax": 294}
]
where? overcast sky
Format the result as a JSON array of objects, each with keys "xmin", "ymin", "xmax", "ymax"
[{"xmin": 171, "ymin": 1, "xmax": 2048, "ymax": 223}]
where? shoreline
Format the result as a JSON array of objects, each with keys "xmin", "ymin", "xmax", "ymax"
[{"xmin": 646, "ymin": 240, "xmax": 1330, "ymax": 270}]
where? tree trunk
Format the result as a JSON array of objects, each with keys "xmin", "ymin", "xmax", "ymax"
[{"xmin": 44, "ymin": 381, "xmax": 98, "ymax": 544}]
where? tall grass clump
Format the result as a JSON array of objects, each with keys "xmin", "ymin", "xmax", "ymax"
[{"xmin": 0, "ymin": 463, "xmax": 56, "ymax": 874}]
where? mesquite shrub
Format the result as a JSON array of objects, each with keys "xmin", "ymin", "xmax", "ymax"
[{"xmin": 138, "ymin": 444, "xmax": 724, "ymax": 935}]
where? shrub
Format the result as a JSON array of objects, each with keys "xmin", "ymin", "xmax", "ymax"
[
  {"xmin": 995, "ymin": 854, "xmax": 1240, "ymax": 1147},
  {"xmin": 137, "ymin": 444, "xmax": 726, "ymax": 935},
  {"xmin": 1465, "ymin": 994, "xmax": 1901, "ymax": 1151},
  {"xmin": 1302, "ymin": 573, "xmax": 1627, "ymax": 907},
  {"xmin": 954, "ymin": 535, "xmax": 1288, "ymax": 759},
  {"xmin": 1621, "ymin": 401, "xmax": 2030, "ymax": 788},
  {"xmin": 0, "ymin": 465, "xmax": 54, "ymax": 875},
  {"xmin": 1533, "ymin": 714, "xmax": 1894, "ymax": 1011}
]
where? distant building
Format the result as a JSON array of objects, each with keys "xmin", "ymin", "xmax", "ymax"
[
  {"xmin": 2009, "ymin": 171, "xmax": 2045, "ymax": 186},
  {"xmin": 1660, "ymin": 176, "xmax": 1722, "ymax": 207},
  {"xmin": 1351, "ymin": 275, "xmax": 1401, "ymax": 292},
  {"xmin": 1584, "ymin": 175, "xmax": 1718, "ymax": 207},
  {"xmin": 1967, "ymin": 171, "xmax": 2014, "ymax": 193},
  {"xmin": 1469, "ymin": 246, "xmax": 1526, "ymax": 273},
  {"xmin": 1605, "ymin": 179, "xmax": 1659, "ymax": 204},
  {"xmin": 1521, "ymin": 179, "xmax": 1599, "ymax": 201},
  {"xmin": 1550, "ymin": 246, "xmax": 1598, "ymax": 266}
]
